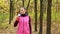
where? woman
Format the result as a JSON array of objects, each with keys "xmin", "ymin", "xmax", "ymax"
[{"xmin": 14, "ymin": 7, "xmax": 31, "ymax": 34}]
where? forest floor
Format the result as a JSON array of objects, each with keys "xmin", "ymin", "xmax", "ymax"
[
  {"xmin": 0, "ymin": 16, "xmax": 40, "ymax": 34},
  {"xmin": 0, "ymin": 15, "xmax": 60, "ymax": 34}
]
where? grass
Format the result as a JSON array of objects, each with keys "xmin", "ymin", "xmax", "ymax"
[{"xmin": 0, "ymin": 13, "xmax": 9, "ymax": 28}]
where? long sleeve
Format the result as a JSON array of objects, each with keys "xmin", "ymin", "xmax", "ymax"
[
  {"xmin": 14, "ymin": 17, "xmax": 19, "ymax": 27},
  {"xmin": 29, "ymin": 16, "xmax": 32, "ymax": 34}
]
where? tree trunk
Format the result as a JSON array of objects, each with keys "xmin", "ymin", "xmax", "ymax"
[
  {"xmin": 9, "ymin": 0, "xmax": 14, "ymax": 24},
  {"xmin": 34, "ymin": 0, "xmax": 37, "ymax": 31},
  {"xmin": 26, "ymin": 0, "xmax": 30, "ymax": 14},
  {"xmin": 39, "ymin": 0, "xmax": 43, "ymax": 34},
  {"xmin": 9, "ymin": 0, "xmax": 12, "ymax": 24},
  {"xmin": 22, "ymin": 0, "xmax": 24, "ymax": 7},
  {"xmin": 46, "ymin": 0, "xmax": 52, "ymax": 34}
]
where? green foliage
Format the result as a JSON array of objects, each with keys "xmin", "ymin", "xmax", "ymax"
[{"xmin": 0, "ymin": 1, "xmax": 60, "ymax": 33}]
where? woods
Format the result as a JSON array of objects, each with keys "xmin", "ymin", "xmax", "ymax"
[{"xmin": 0, "ymin": 0, "xmax": 60, "ymax": 34}]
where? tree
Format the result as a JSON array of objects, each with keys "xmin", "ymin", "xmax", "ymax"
[
  {"xmin": 9, "ymin": 0, "xmax": 14, "ymax": 24},
  {"xmin": 9, "ymin": 0, "xmax": 12, "ymax": 24},
  {"xmin": 39, "ymin": 0, "xmax": 43, "ymax": 34},
  {"xmin": 46, "ymin": 0, "xmax": 52, "ymax": 34},
  {"xmin": 11, "ymin": 0, "xmax": 14, "ymax": 20},
  {"xmin": 34, "ymin": 0, "xmax": 37, "ymax": 31},
  {"xmin": 22, "ymin": 0, "xmax": 24, "ymax": 7},
  {"xmin": 26, "ymin": 0, "xmax": 30, "ymax": 14}
]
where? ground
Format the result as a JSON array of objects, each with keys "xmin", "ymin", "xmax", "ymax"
[{"xmin": 0, "ymin": 16, "xmax": 60, "ymax": 34}]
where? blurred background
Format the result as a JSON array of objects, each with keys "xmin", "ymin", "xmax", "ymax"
[{"xmin": 0, "ymin": 0, "xmax": 60, "ymax": 34}]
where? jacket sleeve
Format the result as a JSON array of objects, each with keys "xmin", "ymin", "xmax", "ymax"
[
  {"xmin": 14, "ymin": 16, "xmax": 19, "ymax": 27},
  {"xmin": 29, "ymin": 16, "xmax": 32, "ymax": 34}
]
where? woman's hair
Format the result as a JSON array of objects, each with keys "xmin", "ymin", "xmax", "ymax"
[
  {"xmin": 19, "ymin": 7, "xmax": 28, "ymax": 14},
  {"xmin": 19, "ymin": 7, "xmax": 26, "ymax": 12},
  {"xmin": 20, "ymin": 7, "xmax": 27, "ymax": 10}
]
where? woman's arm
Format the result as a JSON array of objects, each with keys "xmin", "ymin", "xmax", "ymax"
[
  {"xmin": 14, "ymin": 17, "xmax": 19, "ymax": 27},
  {"xmin": 29, "ymin": 16, "xmax": 32, "ymax": 34}
]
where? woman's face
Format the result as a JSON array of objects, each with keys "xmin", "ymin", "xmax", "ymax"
[{"xmin": 20, "ymin": 8, "xmax": 26, "ymax": 14}]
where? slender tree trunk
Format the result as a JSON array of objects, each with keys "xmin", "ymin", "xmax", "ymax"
[
  {"xmin": 9, "ymin": 0, "xmax": 14, "ymax": 24},
  {"xmin": 34, "ymin": 0, "xmax": 37, "ymax": 31},
  {"xmin": 12, "ymin": 0, "xmax": 14, "ymax": 18},
  {"xmin": 12, "ymin": 0, "xmax": 14, "ymax": 20},
  {"xmin": 39, "ymin": 0, "xmax": 43, "ymax": 34},
  {"xmin": 9, "ymin": 0, "xmax": 12, "ymax": 24},
  {"xmin": 22, "ymin": 0, "xmax": 24, "ymax": 7},
  {"xmin": 11, "ymin": 1, "xmax": 13, "ymax": 20},
  {"xmin": 26, "ymin": 0, "xmax": 30, "ymax": 14},
  {"xmin": 46, "ymin": 0, "xmax": 52, "ymax": 34}
]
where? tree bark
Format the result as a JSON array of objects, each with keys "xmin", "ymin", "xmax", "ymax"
[
  {"xmin": 9, "ymin": 0, "xmax": 14, "ymax": 24},
  {"xmin": 26, "ymin": 0, "xmax": 30, "ymax": 14},
  {"xmin": 9, "ymin": 0, "xmax": 12, "ymax": 24},
  {"xmin": 22, "ymin": 0, "xmax": 24, "ymax": 7},
  {"xmin": 34, "ymin": 0, "xmax": 37, "ymax": 31},
  {"xmin": 46, "ymin": 0, "xmax": 52, "ymax": 34},
  {"xmin": 39, "ymin": 0, "xmax": 43, "ymax": 34}
]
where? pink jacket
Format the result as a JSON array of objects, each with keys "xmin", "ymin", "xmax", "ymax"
[{"xmin": 17, "ymin": 16, "xmax": 31, "ymax": 34}]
